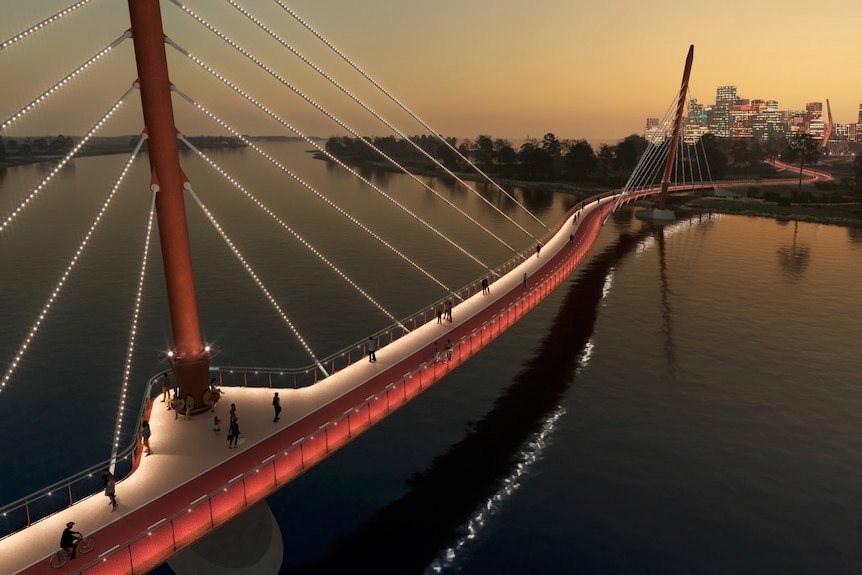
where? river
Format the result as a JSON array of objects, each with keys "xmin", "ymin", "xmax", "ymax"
[{"xmin": 2, "ymin": 142, "xmax": 862, "ymax": 574}]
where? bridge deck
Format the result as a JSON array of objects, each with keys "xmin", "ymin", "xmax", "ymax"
[{"xmin": 4, "ymin": 198, "xmax": 613, "ymax": 575}]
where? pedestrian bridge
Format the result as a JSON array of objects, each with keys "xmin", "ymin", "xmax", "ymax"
[{"xmin": 1, "ymin": 193, "xmax": 641, "ymax": 575}]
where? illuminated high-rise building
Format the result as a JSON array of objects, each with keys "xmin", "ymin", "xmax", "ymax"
[{"xmin": 710, "ymin": 85, "xmax": 737, "ymax": 137}]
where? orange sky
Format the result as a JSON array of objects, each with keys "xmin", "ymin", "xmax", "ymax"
[{"xmin": 2, "ymin": 0, "xmax": 861, "ymax": 144}]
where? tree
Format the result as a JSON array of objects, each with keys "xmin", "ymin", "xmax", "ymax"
[
  {"xmin": 782, "ymin": 133, "xmax": 821, "ymax": 196},
  {"xmin": 699, "ymin": 134, "xmax": 728, "ymax": 180},
  {"xmin": 597, "ymin": 144, "xmax": 615, "ymax": 184},
  {"xmin": 518, "ymin": 138, "xmax": 553, "ymax": 180},
  {"xmin": 564, "ymin": 139, "xmax": 597, "ymax": 183},
  {"xmin": 853, "ymin": 153, "xmax": 862, "ymax": 201},
  {"xmin": 493, "ymin": 138, "xmax": 517, "ymax": 177},
  {"xmin": 475, "ymin": 135, "xmax": 494, "ymax": 169}
]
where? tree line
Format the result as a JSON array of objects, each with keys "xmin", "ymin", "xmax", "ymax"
[{"xmin": 325, "ymin": 132, "xmax": 862, "ymax": 197}]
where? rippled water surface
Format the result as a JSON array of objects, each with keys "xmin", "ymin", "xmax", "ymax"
[{"xmin": 2, "ymin": 144, "xmax": 861, "ymax": 574}]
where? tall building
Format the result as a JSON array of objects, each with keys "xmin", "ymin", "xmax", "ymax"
[
  {"xmin": 806, "ymin": 102, "xmax": 824, "ymax": 140},
  {"xmin": 710, "ymin": 85, "xmax": 737, "ymax": 137}
]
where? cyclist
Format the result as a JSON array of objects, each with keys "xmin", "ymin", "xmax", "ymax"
[{"xmin": 60, "ymin": 521, "xmax": 81, "ymax": 559}]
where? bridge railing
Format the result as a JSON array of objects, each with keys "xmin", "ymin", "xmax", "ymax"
[
  {"xmin": 211, "ymin": 242, "xmax": 541, "ymax": 389},
  {"xmin": 0, "ymin": 372, "xmax": 165, "ymax": 541},
  {"xmin": 0, "ymin": 195, "xmax": 605, "ymax": 543},
  {"xmin": 51, "ymin": 221, "xmax": 596, "ymax": 574}
]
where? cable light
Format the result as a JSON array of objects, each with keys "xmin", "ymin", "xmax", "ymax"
[
  {"xmin": 0, "ymin": 0, "xmax": 96, "ymax": 52},
  {"xmin": 0, "ymin": 85, "xmax": 136, "ymax": 235},
  {"xmin": 170, "ymin": 85, "xmax": 455, "ymax": 295},
  {"xmin": 226, "ymin": 0, "xmax": 525, "ymax": 252},
  {"xmin": 183, "ymin": 184, "xmax": 330, "ymax": 378},
  {"xmin": 0, "ymin": 123, "xmax": 141, "ymax": 394},
  {"xmin": 162, "ymin": 8, "xmax": 499, "ymax": 270},
  {"xmin": 178, "ymin": 134, "xmax": 410, "ymax": 334},
  {"xmin": 271, "ymin": 0, "xmax": 549, "ymax": 233},
  {"xmin": 109, "ymin": 136, "xmax": 151, "ymax": 467}
]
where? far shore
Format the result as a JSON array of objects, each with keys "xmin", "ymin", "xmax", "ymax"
[{"xmin": 3, "ymin": 146, "xmax": 860, "ymax": 229}]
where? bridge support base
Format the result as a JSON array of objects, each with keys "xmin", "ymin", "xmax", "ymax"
[{"xmin": 636, "ymin": 208, "xmax": 676, "ymax": 222}]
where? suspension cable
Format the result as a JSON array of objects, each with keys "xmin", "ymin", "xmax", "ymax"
[
  {"xmin": 1, "ymin": 32, "xmax": 130, "ymax": 131},
  {"xmin": 172, "ymin": 86, "xmax": 459, "ymax": 297},
  {"xmin": 225, "ymin": 0, "xmax": 539, "ymax": 244},
  {"xmin": 0, "ymin": 84, "xmax": 136, "ymax": 234},
  {"xmin": 163, "ymin": 4, "xmax": 521, "ymax": 258},
  {"xmin": 0, "ymin": 126, "xmax": 142, "ymax": 394},
  {"xmin": 178, "ymin": 134, "xmax": 410, "ymax": 334},
  {"xmin": 270, "ymin": 0, "xmax": 549, "ymax": 232},
  {"xmin": 109, "ymin": 135, "xmax": 151, "ymax": 468},
  {"xmin": 183, "ymin": 183, "xmax": 329, "ymax": 377},
  {"xmin": 0, "ymin": 0, "xmax": 97, "ymax": 52}
]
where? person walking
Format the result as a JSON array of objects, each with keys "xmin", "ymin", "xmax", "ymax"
[
  {"xmin": 569, "ymin": 233, "xmax": 574, "ymax": 244},
  {"xmin": 272, "ymin": 392, "xmax": 281, "ymax": 422},
  {"xmin": 536, "ymin": 243, "xmax": 542, "ymax": 257},
  {"xmin": 444, "ymin": 300, "xmax": 452, "ymax": 322},
  {"xmin": 141, "ymin": 420, "xmax": 152, "ymax": 456},
  {"xmin": 102, "ymin": 469, "xmax": 117, "ymax": 510},
  {"xmin": 436, "ymin": 307, "xmax": 443, "ymax": 324},
  {"xmin": 183, "ymin": 393, "xmax": 194, "ymax": 420},
  {"xmin": 160, "ymin": 373, "xmax": 170, "ymax": 402},
  {"xmin": 445, "ymin": 339, "xmax": 453, "ymax": 361},
  {"xmin": 228, "ymin": 418, "xmax": 240, "ymax": 448},
  {"xmin": 367, "ymin": 336, "xmax": 377, "ymax": 363},
  {"xmin": 482, "ymin": 277, "xmax": 490, "ymax": 295},
  {"xmin": 523, "ymin": 272, "xmax": 528, "ymax": 289}
]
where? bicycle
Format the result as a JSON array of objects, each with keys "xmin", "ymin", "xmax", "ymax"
[{"xmin": 49, "ymin": 534, "xmax": 95, "ymax": 569}]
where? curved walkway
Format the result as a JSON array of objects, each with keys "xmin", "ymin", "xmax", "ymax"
[{"xmin": 4, "ymin": 197, "xmax": 617, "ymax": 575}]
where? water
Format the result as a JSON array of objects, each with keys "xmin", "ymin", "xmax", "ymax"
[{"xmin": 2, "ymin": 143, "xmax": 862, "ymax": 574}]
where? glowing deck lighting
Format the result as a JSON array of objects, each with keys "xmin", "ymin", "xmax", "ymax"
[{"xmin": 178, "ymin": 135, "xmax": 409, "ymax": 332}]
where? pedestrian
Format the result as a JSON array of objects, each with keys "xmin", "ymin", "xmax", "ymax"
[
  {"xmin": 228, "ymin": 418, "xmax": 240, "ymax": 448},
  {"xmin": 272, "ymin": 392, "xmax": 281, "ymax": 422},
  {"xmin": 141, "ymin": 420, "xmax": 152, "ymax": 456},
  {"xmin": 523, "ymin": 272, "xmax": 528, "ymax": 289},
  {"xmin": 569, "ymin": 233, "xmax": 574, "ymax": 244},
  {"xmin": 183, "ymin": 394, "xmax": 194, "ymax": 420},
  {"xmin": 160, "ymin": 373, "xmax": 170, "ymax": 402},
  {"xmin": 213, "ymin": 415, "xmax": 221, "ymax": 435},
  {"xmin": 444, "ymin": 300, "xmax": 452, "ymax": 322},
  {"xmin": 102, "ymin": 469, "xmax": 117, "ymax": 510},
  {"xmin": 436, "ymin": 307, "xmax": 443, "ymax": 324},
  {"xmin": 482, "ymin": 277, "xmax": 489, "ymax": 295},
  {"xmin": 229, "ymin": 403, "xmax": 237, "ymax": 424},
  {"xmin": 367, "ymin": 336, "xmax": 377, "ymax": 363},
  {"xmin": 536, "ymin": 243, "xmax": 542, "ymax": 257},
  {"xmin": 445, "ymin": 339, "xmax": 453, "ymax": 361}
]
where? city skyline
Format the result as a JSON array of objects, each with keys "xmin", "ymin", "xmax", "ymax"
[{"xmin": 2, "ymin": 0, "xmax": 861, "ymax": 143}]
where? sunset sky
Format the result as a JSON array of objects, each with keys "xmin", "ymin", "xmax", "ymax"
[{"xmin": 2, "ymin": 0, "xmax": 861, "ymax": 144}]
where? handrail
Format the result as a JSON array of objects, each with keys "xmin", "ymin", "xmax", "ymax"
[
  {"xmin": 0, "ymin": 191, "xmax": 615, "ymax": 541},
  {"xmin": 51, "ymin": 199, "xmax": 601, "ymax": 575},
  {"xmin": 0, "ymin": 371, "xmax": 167, "ymax": 540}
]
